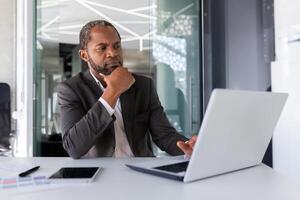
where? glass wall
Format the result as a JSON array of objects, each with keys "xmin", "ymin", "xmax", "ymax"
[{"xmin": 34, "ymin": 0, "xmax": 201, "ymax": 156}]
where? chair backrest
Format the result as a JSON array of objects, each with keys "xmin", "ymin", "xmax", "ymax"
[{"xmin": 0, "ymin": 83, "xmax": 11, "ymax": 139}]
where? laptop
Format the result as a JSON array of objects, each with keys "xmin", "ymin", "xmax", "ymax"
[{"xmin": 126, "ymin": 89, "xmax": 288, "ymax": 183}]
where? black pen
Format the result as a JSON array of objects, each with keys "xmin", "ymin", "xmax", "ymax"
[{"xmin": 19, "ymin": 166, "xmax": 40, "ymax": 177}]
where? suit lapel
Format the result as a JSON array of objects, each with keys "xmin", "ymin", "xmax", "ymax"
[
  {"xmin": 82, "ymin": 70, "xmax": 103, "ymax": 100},
  {"xmin": 120, "ymin": 86, "xmax": 136, "ymax": 149}
]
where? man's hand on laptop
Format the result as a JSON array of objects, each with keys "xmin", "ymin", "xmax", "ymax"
[{"xmin": 177, "ymin": 135, "xmax": 197, "ymax": 156}]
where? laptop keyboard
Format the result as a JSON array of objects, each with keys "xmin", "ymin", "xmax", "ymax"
[{"xmin": 153, "ymin": 161, "xmax": 189, "ymax": 173}]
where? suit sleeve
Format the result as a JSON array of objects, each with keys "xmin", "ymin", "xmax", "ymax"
[
  {"xmin": 57, "ymin": 82, "xmax": 114, "ymax": 159},
  {"xmin": 148, "ymin": 79, "xmax": 188, "ymax": 155}
]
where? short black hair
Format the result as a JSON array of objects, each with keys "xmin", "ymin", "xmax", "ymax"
[{"xmin": 79, "ymin": 20, "xmax": 121, "ymax": 50}]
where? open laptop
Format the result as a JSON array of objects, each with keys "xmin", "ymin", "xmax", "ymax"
[{"xmin": 126, "ymin": 89, "xmax": 288, "ymax": 183}]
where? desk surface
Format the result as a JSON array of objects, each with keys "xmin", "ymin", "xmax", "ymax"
[{"xmin": 1, "ymin": 157, "xmax": 300, "ymax": 200}]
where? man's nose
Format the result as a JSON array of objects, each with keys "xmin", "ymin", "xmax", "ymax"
[{"xmin": 106, "ymin": 46, "xmax": 118, "ymax": 57}]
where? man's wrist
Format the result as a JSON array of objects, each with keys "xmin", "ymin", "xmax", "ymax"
[
  {"xmin": 99, "ymin": 98, "xmax": 115, "ymax": 116},
  {"xmin": 101, "ymin": 87, "xmax": 120, "ymax": 108}
]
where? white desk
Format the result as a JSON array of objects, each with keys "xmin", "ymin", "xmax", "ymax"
[{"xmin": 1, "ymin": 157, "xmax": 300, "ymax": 200}]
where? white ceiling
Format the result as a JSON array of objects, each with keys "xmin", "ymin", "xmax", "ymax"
[{"xmin": 37, "ymin": 0, "xmax": 156, "ymax": 50}]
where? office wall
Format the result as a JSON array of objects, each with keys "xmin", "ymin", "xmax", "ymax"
[
  {"xmin": 204, "ymin": 0, "xmax": 272, "ymax": 106},
  {"xmin": 272, "ymin": 0, "xmax": 300, "ymax": 181},
  {"xmin": 225, "ymin": 0, "xmax": 271, "ymax": 91},
  {"xmin": 0, "ymin": 0, "xmax": 15, "ymax": 110}
]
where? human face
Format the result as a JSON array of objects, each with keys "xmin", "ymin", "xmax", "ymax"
[{"xmin": 80, "ymin": 26, "xmax": 123, "ymax": 76}]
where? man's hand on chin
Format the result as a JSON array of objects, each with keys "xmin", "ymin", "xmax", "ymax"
[
  {"xmin": 101, "ymin": 66, "xmax": 135, "ymax": 108},
  {"xmin": 103, "ymin": 66, "xmax": 135, "ymax": 95},
  {"xmin": 176, "ymin": 135, "xmax": 197, "ymax": 156}
]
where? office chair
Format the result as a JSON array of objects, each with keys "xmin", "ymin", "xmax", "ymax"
[{"xmin": 0, "ymin": 83, "xmax": 14, "ymax": 156}]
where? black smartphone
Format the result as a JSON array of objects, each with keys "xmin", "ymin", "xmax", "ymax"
[{"xmin": 49, "ymin": 167, "xmax": 102, "ymax": 183}]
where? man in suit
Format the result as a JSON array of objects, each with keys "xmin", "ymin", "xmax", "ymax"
[{"xmin": 57, "ymin": 20, "xmax": 197, "ymax": 159}]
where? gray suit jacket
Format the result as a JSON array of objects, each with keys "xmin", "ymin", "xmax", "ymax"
[{"xmin": 57, "ymin": 70, "xmax": 187, "ymax": 159}]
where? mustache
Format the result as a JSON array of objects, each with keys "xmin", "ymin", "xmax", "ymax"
[
  {"xmin": 88, "ymin": 58, "xmax": 122, "ymax": 75},
  {"xmin": 104, "ymin": 61, "xmax": 122, "ymax": 68}
]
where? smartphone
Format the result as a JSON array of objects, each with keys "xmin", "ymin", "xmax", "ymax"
[{"xmin": 48, "ymin": 167, "xmax": 102, "ymax": 183}]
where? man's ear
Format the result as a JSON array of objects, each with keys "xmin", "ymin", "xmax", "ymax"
[{"xmin": 79, "ymin": 49, "xmax": 89, "ymax": 63}]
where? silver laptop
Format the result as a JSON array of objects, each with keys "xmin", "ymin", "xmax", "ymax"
[{"xmin": 126, "ymin": 89, "xmax": 288, "ymax": 183}]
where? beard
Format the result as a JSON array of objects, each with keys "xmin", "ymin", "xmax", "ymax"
[{"xmin": 88, "ymin": 57, "xmax": 121, "ymax": 76}]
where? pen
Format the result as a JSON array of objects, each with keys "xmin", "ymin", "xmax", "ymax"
[{"xmin": 19, "ymin": 166, "xmax": 40, "ymax": 177}]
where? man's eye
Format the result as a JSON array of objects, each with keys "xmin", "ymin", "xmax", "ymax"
[
  {"xmin": 97, "ymin": 46, "xmax": 106, "ymax": 52},
  {"xmin": 114, "ymin": 44, "xmax": 121, "ymax": 49}
]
